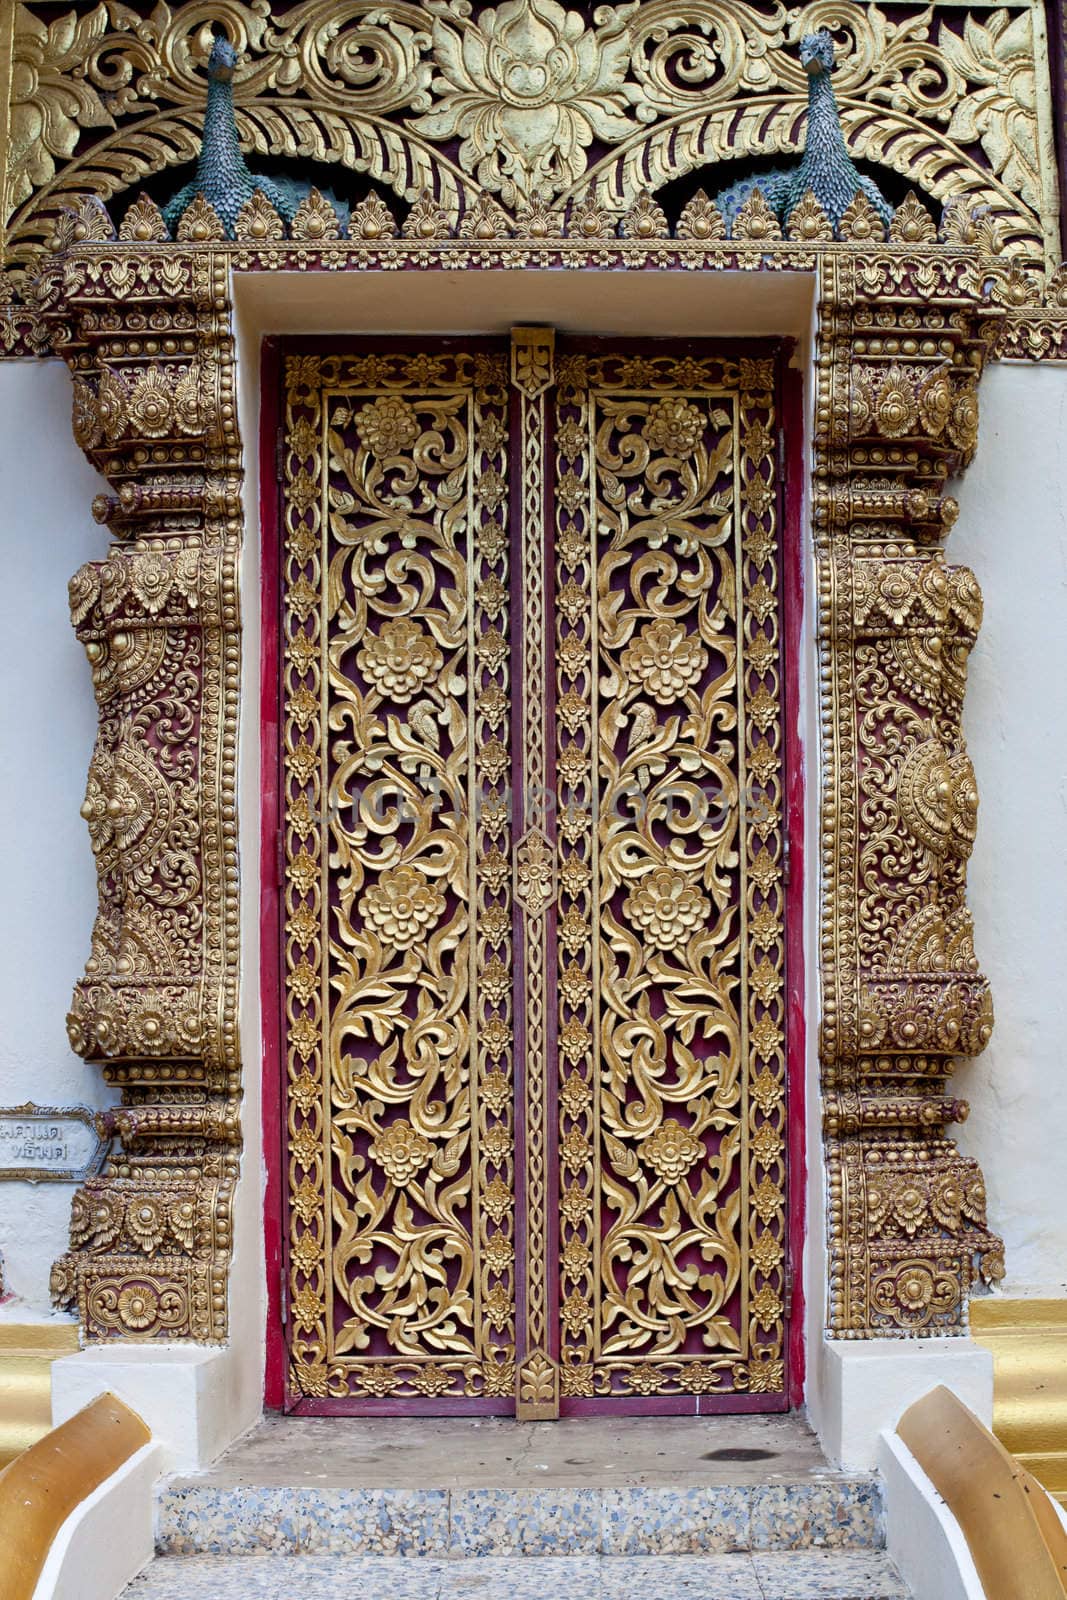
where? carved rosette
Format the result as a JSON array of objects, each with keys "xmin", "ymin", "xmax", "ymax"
[
  {"xmin": 44, "ymin": 237, "xmax": 241, "ymax": 1341},
  {"xmin": 816, "ymin": 250, "xmax": 1004, "ymax": 1337}
]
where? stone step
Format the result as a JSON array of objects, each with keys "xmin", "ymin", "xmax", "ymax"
[
  {"xmin": 156, "ymin": 1413, "xmax": 884, "ymax": 1559},
  {"xmin": 125, "ymin": 1552, "xmax": 911, "ymax": 1600},
  {"xmin": 156, "ymin": 1476, "xmax": 883, "ymax": 1557}
]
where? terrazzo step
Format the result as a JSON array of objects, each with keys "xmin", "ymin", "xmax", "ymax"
[
  {"xmin": 124, "ymin": 1552, "xmax": 911, "ymax": 1599},
  {"xmin": 156, "ymin": 1474, "xmax": 883, "ymax": 1558}
]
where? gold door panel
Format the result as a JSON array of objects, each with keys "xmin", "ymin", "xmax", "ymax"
[
  {"xmin": 279, "ymin": 337, "xmax": 790, "ymax": 1412},
  {"xmin": 552, "ymin": 348, "xmax": 788, "ymax": 1405},
  {"xmin": 281, "ymin": 347, "xmax": 516, "ymax": 1404}
]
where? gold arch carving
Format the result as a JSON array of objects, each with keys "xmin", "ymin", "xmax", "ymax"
[{"xmin": 1, "ymin": 0, "xmax": 1060, "ymax": 272}]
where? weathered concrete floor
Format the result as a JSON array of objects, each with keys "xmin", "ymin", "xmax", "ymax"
[{"xmin": 175, "ymin": 1412, "xmax": 831, "ymax": 1489}]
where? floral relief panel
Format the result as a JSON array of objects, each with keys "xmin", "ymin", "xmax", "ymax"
[
  {"xmin": 553, "ymin": 345, "xmax": 789, "ymax": 1405},
  {"xmin": 281, "ymin": 346, "xmax": 516, "ymax": 1405},
  {"xmin": 279, "ymin": 336, "xmax": 791, "ymax": 1412}
]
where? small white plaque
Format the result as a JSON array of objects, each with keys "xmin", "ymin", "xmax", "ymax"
[{"xmin": 0, "ymin": 1103, "xmax": 108, "ymax": 1183}]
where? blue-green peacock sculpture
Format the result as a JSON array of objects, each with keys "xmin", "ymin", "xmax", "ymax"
[
  {"xmin": 714, "ymin": 29, "xmax": 893, "ymax": 236},
  {"xmin": 162, "ymin": 36, "xmax": 349, "ymax": 237}
]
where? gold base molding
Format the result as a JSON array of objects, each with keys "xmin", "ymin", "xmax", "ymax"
[
  {"xmin": 0, "ymin": 1392, "xmax": 150, "ymax": 1600},
  {"xmin": 971, "ymin": 1297, "xmax": 1067, "ymax": 1503},
  {"xmin": 898, "ymin": 1384, "xmax": 1067, "ymax": 1599},
  {"xmin": 0, "ymin": 1324, "xmax": 79, "ymax": 1469}
]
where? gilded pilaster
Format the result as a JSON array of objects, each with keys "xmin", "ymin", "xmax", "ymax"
[
  {"xmin": 43, "ymin": 211, "xmax": 242, "ymax": 1341},
  {"xmin": 815, "ymin": 249, "xmax": 1004, "ymax": 1336}
]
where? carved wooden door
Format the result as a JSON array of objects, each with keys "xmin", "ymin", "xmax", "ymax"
[{"xmin": 276, "ymin": 334, "xmax": 792, "ymax": 1416}]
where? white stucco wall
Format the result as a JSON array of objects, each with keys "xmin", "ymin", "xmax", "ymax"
[
  {"xmin": 0, "ymin": 359, "xmax": 108, "ymax": 1320},
  {"xmin": 953, "ymin": 361, "xmax": 1067, "ymax": 1299}
]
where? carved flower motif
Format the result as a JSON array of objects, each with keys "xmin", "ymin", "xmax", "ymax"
[
  {"xmin": 624, "ymin": 867, "xmax": 709, "ymax": 952},
  {"xmin": 891, "ymin": 1179, "xmax": 929, "ymax": 1236},
  {"xmin": 559, "ymin": 960, "xmax": 592, "ymax": 1007},
  {"xmin": 482, "ymin": 1016, "xmax": 512, "ymax": 1058},
  {"xmin": 744, "ymin": 1355, "xmax": 784, "ymax": 1394},
  {"xmin": 357, "ymin": 1363, "xmax": 400, "ymax": 1397},
  {"xmin": 129, "ymin": 552, "xmax": 173, "ymax": 615},
  {"xmin": 895, "ymin": 1264, "xmax": 935, "ymax": 1315},
  {"xmin": 117, "ymin": 1283, "xmax": 159, "ymax": 1331},
  {"xmin": 623, "ymin": 1365, "xmax": 668, "ymax": 1395},
  {"xmin": 481, "ymin": 955, "xmax": 510, "ymax": 1005},
  {"xmin": 561, "ymin": 1289, "xmax": 592, "ymax": 1334},
  {"xmin": 355, "ymin": 395, "xmax": 419, "ymax": 457},
  {"xmin": 360, "ymin": 865, "xmax": 445, "ymax": 949},
  {"xmin": 369, "ymin": 1119, "xmax": 434, "ymax": 1185},
  {"xmin": 641, "ymin": 1118, "xmax": 704, "ymax": 1184},
  {"xmin": 127, "ymin": 368, "xmax": 173, "ymax": 438},
  {"xmin": 561, "ymin": 1236, "xmax": 590, "ymax": 1278},
  {"xmin": 873, "ymin": 365, "xmax": 918, "ymax": 439},
  {"xmin": 642, "ymin": 397, "xmax": 704, "ymax": 458},
  {"xmin": 483, "ymin": 1358, "xmax": 517, "ymax": 1397},
  {"xmin": 481, "ymin": 1070, "xmax": 509, "ymax": 1115},
  {"xmin": 357, "ymin": 617, "xmax": 442, "ymax": 702},
  {"xmin": 877, "ymin": 567, "xmax": 916, "ymax": 627},
  {"xmin": 96, "ymin": 369, "xmax": 128, "ymax": 441},
  {"xmin": 483, "ymin": 1231, "xmax": 514, "ymax": 1273},
  {"xmin": 751, "ymin": 1285, "xmax": 783, "ymax": 1329},
  {"xmin": 751, "ymin": 1231, "xmax": 783, "ymax": 1275},
  {"xmin": 412, "ymin": 1364, "xmax": 455, "ymax": 1397},
  {"xmin": 126, "ymin": 1197, "xmax": 166, "ymax": 1254},
  {"xmin": 559, "ymin": 1024, "xmax": 591, "ymax": 1062},
  {"xmin": 411, "ymin": 0, "xmax": 642, "ymax": 203},
  {"xmin": 561, "ymin": 1179, "xmax": 591, "ymax": 1223},
  {"xmin": 931, "ymin": 1172, "xmax": 965, "ymax": 1231},
  {"xmin": 72, "ymin": 380, "xmax": 101, "ymax": 450},
  {"xmin": 621, "ymin": 619, "xmax": 707, "ymax": 704}
]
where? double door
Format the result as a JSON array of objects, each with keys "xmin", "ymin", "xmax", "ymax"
[{"xmin": 276, "ymin": 331, "xmax": 792, "ymax": 1415}]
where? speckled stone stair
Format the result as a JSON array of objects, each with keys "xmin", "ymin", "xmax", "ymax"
[
  {"xmin": 153, "ymin": 1414, "xmax": 886, "ymax": 1560},
  {"xmin": 124, "ymin": 1552, "xmax": 911, "ymax": 1599}
]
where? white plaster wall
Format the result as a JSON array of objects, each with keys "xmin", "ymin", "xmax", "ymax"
[
  {"xmin": 0, "ymin": 360, "xmax": 109, "ymax": 1321},
  {"xmin": 953, "ymin": 361, "xmax": 1067, "ymax": 1299}
]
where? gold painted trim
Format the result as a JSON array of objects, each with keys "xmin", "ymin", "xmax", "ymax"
[
  {"xmin": 972, "ymin": 1297, "xmax": 1067, "ymax": 1495},
  {"xmin": 898, "ymin": 1384, "xmax": 1067, "ymax": 1600},
  {"xmin": 0, "ymin": 1324, "xmax": 79, "ymax": 1468},
  {"xmin": 0, "ymin": 1393, "xmax": 150, "ymax": 1600}
]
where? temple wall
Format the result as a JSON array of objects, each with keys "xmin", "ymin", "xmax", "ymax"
[
  {"xmin": 953, "ymin": 360, "xmax": 1067, "ymax": 1300},
  {"xmin": 0, "ymin": 359, "xmax": 111, "ymax": 1321}
]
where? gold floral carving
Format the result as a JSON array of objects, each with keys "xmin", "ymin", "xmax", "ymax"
[
  {"xmin": 1, "ymin": 0, "xmax": 1059, "ymax": 276},
  {"xmin": 552, "ymin": 346, "xmax": 788, "ymax": 1397},
  {"xmin": 281, "ymin": 348, "xmax": 516, "ymax": 1401}
]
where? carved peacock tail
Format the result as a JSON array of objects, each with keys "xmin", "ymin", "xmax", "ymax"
[
  {"xmin": 162, "ymin": 36, "xmax": 349, "ymax": 238},
  {"xmin": 713, "ymin": 29, "xmax": 894, "ymax": 238}
]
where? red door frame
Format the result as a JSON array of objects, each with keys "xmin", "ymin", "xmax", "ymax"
[{"xmin": 259, "ymin": 335, "xmax": 808, "ymax": 1413}]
